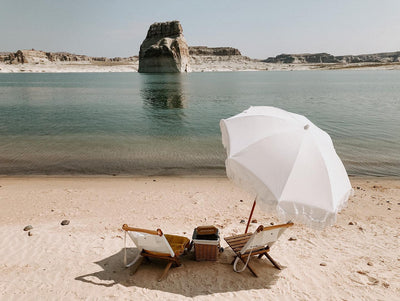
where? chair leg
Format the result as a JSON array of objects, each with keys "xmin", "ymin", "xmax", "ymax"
[
  {"xmin": 174, "ymin": 258, "xmax": 182, "ymax": 267},
  {"xmin": 158, "ymin": 261, "xmax": 173, "ymax": 282},
  {"xmin": 265, "ymin": 252, "xmax": 281, "ymax": 270},
  {"xmin": 143, "ymin": 256, "xmax": 151, "ymax": 263},
  {"xmin": 240, "ymin": 256, "xmax": 258, "ymax": 277},
  {"xmin": 231, "ymin": 256, "xmax": 237, "ymax": 265}
]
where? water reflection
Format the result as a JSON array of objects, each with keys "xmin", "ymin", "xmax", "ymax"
[
  {"xmin": 140, "ymin": 73, "xmax": 186, "ymax": 109},
  {"xmin": 139, "ymin": 73, "xmax": 188, "ymax": 136}
]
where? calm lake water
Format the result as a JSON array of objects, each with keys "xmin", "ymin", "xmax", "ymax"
[{"xmin": 0, "ymin": 71, "xmax": 399, "ymax": 177}]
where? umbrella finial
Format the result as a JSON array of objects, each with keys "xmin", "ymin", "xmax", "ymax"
[{"xmin": 304, "ymin": 124, "xmax": 310, "ymax": 130}]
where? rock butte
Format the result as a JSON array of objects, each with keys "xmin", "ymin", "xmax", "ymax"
[{"xmin": 138, "ymin": 21, "xmax": 190, "ymax": 73}]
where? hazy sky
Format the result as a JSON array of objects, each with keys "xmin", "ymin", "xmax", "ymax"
[{"xmin": 1, "ymin": 0, "xmax": 399, "ymax": 59}]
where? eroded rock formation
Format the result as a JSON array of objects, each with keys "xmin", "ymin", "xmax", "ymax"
[
  {"xmin": 0, "ymin": 49, "xmax": 137, "ymax": 64},
  {"xmin": 138, "ymin": 21, "xmax": 190, "ymax": 73},
  {"xmin": 189, "ymin": 47, "xmax": 241, "ymax": 56},
  {"xmin": 264, "ymin": 52, "xmax": 400, "ymax": 64}
]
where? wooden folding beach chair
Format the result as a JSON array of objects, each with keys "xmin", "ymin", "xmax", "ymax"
[
  {"xmin": 224, "ymin": 222, "xmax": 294, "ymax": 277},
  {"xmin": 122, "ymin": 224, "xmax": 190, "ymax": 281}
]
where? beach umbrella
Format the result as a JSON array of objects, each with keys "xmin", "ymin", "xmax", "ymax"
[{"xmin": 220, "ymin": 106, "xmax": 353, "ymax": 230}]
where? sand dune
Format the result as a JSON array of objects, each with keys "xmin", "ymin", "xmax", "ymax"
[{"xmin": 0, "ymin": 176, "xmax": 399, "ymax": 300}]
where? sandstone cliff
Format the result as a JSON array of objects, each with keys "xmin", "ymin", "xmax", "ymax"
[
  {"xmin": 2, "ymin": 47, "xmax": 400, "ymax": 73},
  {"xmin": 138, "ymin": 21, "xmax": 190, "ymax": 73},
  {"xmin": 265, "ymin": 52, "xmax": 400, "ymax": 64},
  {"xmin": 189, "ymin": 47, "xmax": 241, "ymax": 56},
  {"xmin": 187, "ymin": 46, "xmax": 268, "ymax": 71},
  {"xmin": 0, "ymin": 49, "xmax": 136, "ymax": 64}
]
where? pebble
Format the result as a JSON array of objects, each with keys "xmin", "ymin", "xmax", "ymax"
[
  {"xmin": 382, "ymin": 282, "xmax": 390, "ymax": 288},
  {"xmin": 367, "ymin": 261, "xmax": 373, "ymax": 266},
  {"xmin": 348, "ymin": 222, "xmax": 354, "ymax": 225},
  {"xmin": 270, "ymin": 222, "xmax": 275, "ymax": 225},
  {"xmin": 388, "ymin": 208, "xmax": 391, "ymax": 210},
  {"xmin": 240, "ymin": 219, "xmax": 246, "ymax": 224},
  {"xmin": 239, "ymin": 199, "xmax": 243, "ymax": 202},
  {"xmin": 356, "ymin": 186, "xmax": 361, "ymax": 190},
  {"xmin": 28, "ymin": 231, "xmax": 33, "ymax": 236},
  {"xmin": 61, "ymin": 220, "xmax": 70, "ymax": 226},
  {"xmin": 288, "ymin": 237, "xmax": 297, "ymax": 241},
  {"xmin": 23, "ymin": 225, "xmax": 33, "ymax": 231},
  {"xmin": 251, "ymin": 219, "xmax": 257, "ymax": 223},
  {"xmin": 320, "ymin": 262, "xmax": 327, "ymax": 266}
]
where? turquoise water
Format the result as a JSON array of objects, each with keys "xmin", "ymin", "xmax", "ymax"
[{"xmin": 0, "ymin": 71, "xmax": 399, "ymax": 176}]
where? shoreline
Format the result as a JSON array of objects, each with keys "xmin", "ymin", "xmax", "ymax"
[
  {"xmin": 0, "ymin": 175, "xmax": 399, "ymax": 299},
  {"xmin": 0, "ymin": 174, "xmax": 399, "ymax": 179},
  {"xmin": 2, "ymin": 61, "xmax": 400, "ymax": 73}
]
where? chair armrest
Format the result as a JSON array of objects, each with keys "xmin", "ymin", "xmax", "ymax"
[{"xmin": 122, "ymin": 224, "xmax": 163, "ymax": 236}]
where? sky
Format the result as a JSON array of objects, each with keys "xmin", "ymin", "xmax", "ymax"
[{"xmin": 1, "ymin": 0, "xmax": 400, "ymax": 59}]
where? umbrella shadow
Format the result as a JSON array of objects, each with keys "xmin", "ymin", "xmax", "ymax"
[{"xmin": 75, "ymin": 248, "xmax": 283, "ymax": 297}]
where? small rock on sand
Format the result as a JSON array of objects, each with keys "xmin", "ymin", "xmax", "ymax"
[
  {"xmin": 367, "ymin": 261, "xmax": 373, "ymax": 266},
  {"xmin": 348, "ymin": 222, "xmax": 354, "ymax": 225},
  {"xmin": 28, "ymin": 231, "xmax": 33, "ymax": 236},
  {"xmin": 23, "ymin": 225, "xmax": 33, "ymax": 231},
  {"xmin": 61, "ymin": 220, "xmax": 70, "ymax": 226},
  {"xmin": 240, "ymin": 219, "xmax": 246, "ymax": 224},
  {"xmin": 320, "ymin": 262, "xmax": 327, "ymax": 266},
  {"xmin": 288, "ymin": 237, "xmax": 297, "ymax": 241},
  {"xmin": 251, "ymin": 219, "xmax": 257, "ymax": 223},
  {"xmin": 382, "ymin": 282, "xmax": 390, "ymax": 288}
]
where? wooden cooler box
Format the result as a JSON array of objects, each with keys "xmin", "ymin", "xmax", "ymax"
[{"xmin": 192, "ymin": 226, "xmax": 220, "ymax": 261}]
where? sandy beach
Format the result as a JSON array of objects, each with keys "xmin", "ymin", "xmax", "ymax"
[
  {"xmin": 0, "ymin": 176, "xmax": 399, "ymax": 300},
  {"xmin": 2, "ymin": 60, "xmax": 400, "ymax": 73}
]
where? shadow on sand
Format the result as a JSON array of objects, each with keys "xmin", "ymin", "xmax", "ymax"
[{"xmin": 75, "ymin": 247, "xmax": 282, "ymax": 297}]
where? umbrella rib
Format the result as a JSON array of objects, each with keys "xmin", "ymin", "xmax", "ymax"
[
  {"xmin": 313, "ymin": 139, "xmax": 336, "ymax": 209},
  {"xmin": 277, "ymin": 135, "xmax": 305, "ymax": 202},
  {"xmin": 281, "ymin": 134, "xmax": 335, "ymax": 212}
]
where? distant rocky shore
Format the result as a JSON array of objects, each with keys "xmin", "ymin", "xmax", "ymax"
[
  {"xmin": 0, "ymin": 49, "xmax": 137, "ymax": 64},
  {"xmin": 1, "ymin": 48, "xmax": 400, "ymax": 73},
  {"xmin": 1, "ymin": 19, "xmax": 399, "ymax": 73},
  {"xmin": 264, "ymin": 52, "xmax": 400, "ymax": 64}
]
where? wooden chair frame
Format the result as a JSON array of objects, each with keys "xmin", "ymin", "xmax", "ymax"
[
  {"xmin": 224, "ymin": 222, "xmax": 294, "ymax": 277},
  {"xmin": 122, "ymin": 224, "xmax": 190, "ymax": 281}
]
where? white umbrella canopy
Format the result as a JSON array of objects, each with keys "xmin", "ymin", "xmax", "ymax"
[{"xmin": 220, "ymin": 106, "xmax": 353, "ymax": 229}]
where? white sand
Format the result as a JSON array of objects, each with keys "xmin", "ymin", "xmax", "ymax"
[
  {"xmin": 0, "ymin": 61, "xmax": 139, "ymax": 73},
  {"xmin": 2, "ymin": 59, "xmax": 400, "ymax": 73},
  {"xmin": 0, "ymin": 176, "xmax": 399, "ymax": 300}
]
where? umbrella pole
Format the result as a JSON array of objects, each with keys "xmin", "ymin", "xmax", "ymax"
[{"xmin": 245, "ymin": 198, "xmax": 257, "ymax": 234}]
